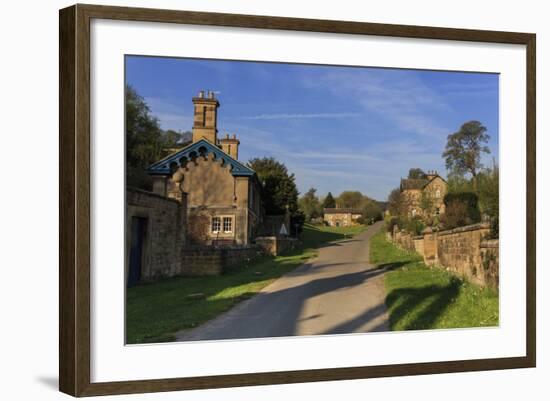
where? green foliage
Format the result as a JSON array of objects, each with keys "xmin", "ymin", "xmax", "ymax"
[
  {"xmin": 387, "ymin": 187, "xmax": 405, "ymax": 217},
  {"xmin": 446, "ymin": 165, "xmax": 499, "ymax": 236},
  {"xmin": 299, "ymin": 188, "xmax": 322, "ymax": 222},
  {"xmin": 419, "ymin": 191, "xmax": 434, "ymax": 214},
  {"xmin": 322, "ymin": 192, "xmax": 336, "ymax": 209},
  {"xmin": 385, "ymin": 215, "xmax": 399, "ymax": 233},
  {"xmin": 475, "ymin": 166, "xmax": 499, "ymax": 238},
  {"xmin": 385, "ymin": 215, "xmax": 424, "ymax": 235},
  {"xmin": 248, "ymin": 157, "xmax": 298, "ymax": 214},
  {"xmin": 336, "ymin": 191, "xmax": 364, "ymax": 208},
  {"xmin": 361, "ymin": 199, "xmax": 383, "ymax": 223},
  {"xmin": 442, "ymin": 120, "xmax": 491, "ymax": 178},
  {"xmin": 447, "ymin": 174, "xmax": 474, "ymax": 194},
  {"xmin": 408, "ymin": 168, "xmax": 427, "ymax": 179},
  {"xmin": 404, "ymin": 216, "xmax": 425, "ymax": 236},
  {"xmin": 248, "ymin": 157, "xmax": 302, "ymax": 234},
  {"xmin": 369, "ymin": 231, "xmax": 499, "ymax": 331},
  {"xmin": 162, "ymin": 129, "xmax": 192, "ymax": 149},
  {"xmin": 440, "ymin": 200, "xmax": 469, "ymax": 230},
  {"xmin": 440, "ymin": 192, "xmax": 481, "ymax": 230},
  {"xmin": 126, "ymin": 84, "xmax": 164, "ymax": 189}
]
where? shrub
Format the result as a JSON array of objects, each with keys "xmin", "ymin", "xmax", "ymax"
[
  {"xmin": 405, "ymin": 216, "xmax": 425, "ymax": 236},
  {"xmin": 440, "ymin": 200, "xmax": 475, "ymax": 230},
  {"xmin": 386, "ymin": 216, "xmax": 399, "ymax": 233},
  {"xmin": 443, "ymin": 192, "xmax": 481, "ymax": 228}
]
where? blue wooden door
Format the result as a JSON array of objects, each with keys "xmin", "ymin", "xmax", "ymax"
[{"xmin": 128, "ymin": 217, "xmax": 146, "ymax": 287}]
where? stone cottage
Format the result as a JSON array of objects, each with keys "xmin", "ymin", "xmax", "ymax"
[
  {"xmin": 323, "ymin": 208, "xmax": 363, "ymax": 227},
  {"xmin": 147, "ymin": 91, "xmax": 263, "ymax": 246},
  {"xmin": 399, "ymin": 170, "xmax": 447, "ymax": 219}
]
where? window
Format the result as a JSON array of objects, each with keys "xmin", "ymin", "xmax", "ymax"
[
  {"xmin": 211, "ymin": 217, "xmax": 221, "ymax": 233},
  {"xmin": 435, "ymin": 188, "xmax": 441, "ymax": 198},
  {"xmin": 223, "ymin": 217, "xmax": 233, "ymax": 233}
]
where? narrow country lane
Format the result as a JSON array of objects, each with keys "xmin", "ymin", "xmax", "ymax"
[{"xmin": 176, "ymin": 221, "xmax": 389, "ymax": 341}]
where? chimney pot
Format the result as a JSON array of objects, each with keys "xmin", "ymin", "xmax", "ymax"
[{"xmin": 198, "ymin": 90, "xmax": 204, "ymax": 98}]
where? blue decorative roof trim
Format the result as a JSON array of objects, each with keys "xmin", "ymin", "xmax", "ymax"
[{"xmin": 147, "ymin": 139, "xmax": 255, "ymax": 177}]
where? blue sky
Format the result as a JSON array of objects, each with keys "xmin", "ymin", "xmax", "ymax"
[{"xmin": 126, "ymin": 56, "xmax": 499, "ymax": 201}]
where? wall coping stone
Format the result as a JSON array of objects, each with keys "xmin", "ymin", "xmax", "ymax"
[
  {"xmin": 480, "ymin": 239, "xmax": 499, "ymax": 248},
  {"xmin": 436, "ymin": 222, "xmax": 491, "ymax": 237}
]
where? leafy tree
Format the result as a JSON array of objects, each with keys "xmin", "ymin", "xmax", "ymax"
[
  {"xmin": 419, "ymin": 191, "xmax": 434, "ymax": 215},
  {"xmin": 442, "ymin": 120, "xmax": 490, "ymax": 180},
  {"xmin": 387, "ymin": 187, "xmax": 404, "ymax": 216},
  {"xmin": 248, "ymin": 157, "xmax": 302, "ymax": 234},
  {"xmin": 322, "ymin": 192, "xmax": 336, "ymax": 209},
  {"xmin": 361, "ymin": 199, "xmax": 383, "ymax": 223},
  {"xmin": 408, "ymin": 168, "xmax": 427, "ymax": 179},
  {"xmin": 442, "ymin": 192, "xmax": 481, "ymax": 229},
  {"xmin": 336, "ymin": 191, "xmax": 364, "ymax": 209},
  {"xmin": 476, "ymin": 164, "xmax": 499, "ymax": 238},
  {"xmin": 162, "ymin": 129, "xmax": 192, "ymax": 148},
  {"xmin": 440, "ymin": 200, "xmax": 471, "ymax": 230},
  {"xmin": 299, "ymin": 188, "xmax": 322, "ymax": 221},
  {"xmin": 126, "ymin": 84, "xmax": 164, "ymax": 189}
]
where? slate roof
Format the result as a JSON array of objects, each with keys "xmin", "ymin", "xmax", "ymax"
[
  {"xmin": 400, "ymin": 175, "xmax": 446, "ymax": 191},
  {"xmin": 147, "ymin": 138, "xmax": 255, "ymax": 177},
  {"xmin": 400, "ymin": 178, "xmax": 429, "ymax": 190}
]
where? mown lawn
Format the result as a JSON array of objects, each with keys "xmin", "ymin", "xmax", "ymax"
[
  {"xmin": 126, "ymin": 223, "xmax": 367, "ymax": 344},
  {"xmin": 370, "ymin": 230, "xmax": 499, "ymax": 331}
]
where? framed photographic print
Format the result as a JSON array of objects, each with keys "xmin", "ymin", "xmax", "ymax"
[{"xmin": 59, "ymin": 4, "xmax": 536, "ymax": 397}]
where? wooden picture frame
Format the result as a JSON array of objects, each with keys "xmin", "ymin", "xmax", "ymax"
[{"xmin": 59, "ymin": 3, "xmax": 536, "ymax": 397}]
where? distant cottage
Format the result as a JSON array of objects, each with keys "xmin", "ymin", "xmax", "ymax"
[
  {"xmin": 323, "ymin": 208, "xmax": 363, "ymax": 227},
  {"xmin": 147, "ymin": 91, "xmax": 263, "ymax": 246},
  {"xmin": 399, "ymin": 170, "xmax": 447, "ymax": 218}
]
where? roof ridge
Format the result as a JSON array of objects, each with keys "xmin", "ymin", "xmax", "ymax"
[{"xmin": 147, "ymin": 138, "xmax": 255, "ymax": 177}]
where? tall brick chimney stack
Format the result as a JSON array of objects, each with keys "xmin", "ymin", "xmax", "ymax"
[
  {"xmin": 219, "ymin": 133, "xmax": 240, "ymax": 160},
  {"xmin": 192, "ymin": 90, "xmax": 219, "ymax": 144}
]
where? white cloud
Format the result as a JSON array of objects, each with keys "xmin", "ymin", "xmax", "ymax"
[
  {"xmin": 302, "ymin": 69, "xmax": 452, "ymax": 140},
  {"xmin": 237, "ymin": 112, "xmax": 361, "ymax": 120}
]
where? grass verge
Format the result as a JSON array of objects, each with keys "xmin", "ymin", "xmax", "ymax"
[
  {"xmin": 126, "ymin": 223, "xmax": 367, "ymax": 344},
  {"xmin": 370, "ymin": 230, "xmax": 499, "ymax": 331}
]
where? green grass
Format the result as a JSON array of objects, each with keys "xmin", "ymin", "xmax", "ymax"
[
  {"xmin": 370, "ymin": 231, "xmax": 499, "ymax": 331},
  {"xmin": 126, "ymin": 223, "xmax": 366, "ymax": 344}
]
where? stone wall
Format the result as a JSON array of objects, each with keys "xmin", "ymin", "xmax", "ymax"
[
  {"xmin": 435, "ymin": 224, "xmax": 491, "ymax": 286},
  {"xmin": 389, "ymin": 222, "xmax": 498, "ymax": 288},
  {"xmin": 180, "ymin": 246, "xmax": 265, "ymax": 276},
  {"xmin": 480, "ymin": 239, "xmax": 499, "ymax": 289},
  {"xmin": 126, "ymin": 188, "xmax": 186, "ymax": 282},
  {"xmin": 127, "ymin": 187, "xmax": 265, "ymax": 282},
  {"xmin": 255, "ymin": 236, "xmax": 298, "ymax": 256}
]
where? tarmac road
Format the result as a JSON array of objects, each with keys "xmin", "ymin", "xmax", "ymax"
[{"xmin": 176, "ymin": 221, "xmax": 389, "ymax": 341}]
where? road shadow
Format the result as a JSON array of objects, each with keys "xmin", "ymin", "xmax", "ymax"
[
  {"xmin": 179, "ymin": 266, "xmax": 391, "ymax": 341},
  {"xmin": 385, "ymin": 277, "xmax": 461, "ymax": 330}
]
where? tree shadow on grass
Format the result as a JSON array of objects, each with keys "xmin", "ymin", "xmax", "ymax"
[{"xmin": 386, "ymin": 277, "xmax": 461, "ymax": 331}]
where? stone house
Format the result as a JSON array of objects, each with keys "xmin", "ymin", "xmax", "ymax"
[
  {"xmin": 147, "ymin": 91, "xmax": 263, "ymax": 246},
  {"xmin": 126, "ymin": 188, "xmax": 186, "ymax": 286},
  {"xmin": 323, "ymin": 208, "xmax": 363, "ymax": 227},
  {"xmin": 399, "ymin": 170, "xmax": 447, "ymax": 219}
]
